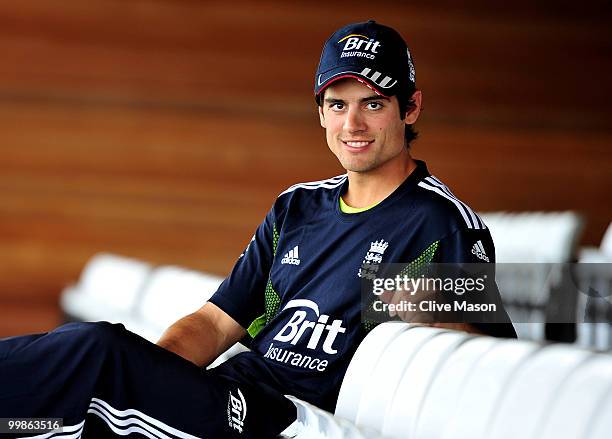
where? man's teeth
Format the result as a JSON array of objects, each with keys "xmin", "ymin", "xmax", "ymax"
[{"xmin": 345, "ymin": 141, "xmax": 371, "ymax": 147}]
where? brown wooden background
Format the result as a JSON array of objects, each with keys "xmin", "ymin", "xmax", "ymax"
[{"xmin": 1, "ymin": 1, "xmax": 610, "ymax": 336}]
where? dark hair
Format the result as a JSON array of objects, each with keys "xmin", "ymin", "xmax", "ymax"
[
  {"xmin": 317, "ymin": 87, "xmax": 419, "ymax": 148},
  {"xmin": 397, "ymin": 89, "xmax": 419, "ymax": 148}
]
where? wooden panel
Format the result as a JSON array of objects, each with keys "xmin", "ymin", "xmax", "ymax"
[
  {"xmin": 0, "ymin": 1, "xmax": 609, "ymax": 126},
  {"xmin": 0, "ymin": 0, "xmax": 610, "ymax": 337}
]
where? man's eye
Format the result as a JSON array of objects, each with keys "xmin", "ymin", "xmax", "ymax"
[
  {"xmin": 330, "ymin": 103, "xmax": 344, "ymax": 110},
  {"xmin": 367, "ymin": 102, "xmax": 382, "ymax": 110}
]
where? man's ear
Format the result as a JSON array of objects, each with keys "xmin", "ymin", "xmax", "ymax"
[
  {"xmin": 403, "ymin": 90, "xmax": 422, "ymax": 125},
  {"xmin": 318, "ymin": 106, "xmax": 326, "ymax": 128}
]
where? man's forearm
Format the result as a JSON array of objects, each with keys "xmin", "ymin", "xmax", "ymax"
[
  {"xmin": 156, "ymin": 302, "xmax": 246, "ymax": 367},
  {"xmin": 156, "ymin": 312, "xmax": 221, "ymax": 367}
]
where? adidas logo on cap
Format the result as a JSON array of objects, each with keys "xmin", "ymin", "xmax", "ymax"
[
  {"xmin": 471, "ymin": 240, "xmax": 490, "ymax": 262},
  {"xmin": 281, "ymin": 245, "xmax": 301, "ymax": 265}
]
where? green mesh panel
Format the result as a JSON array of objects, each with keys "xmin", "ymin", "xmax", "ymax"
[
  {"xmin": 272, "ymin": 223, "xmax": 279, "ymax": 255},
  {"xmin": 265, "ymin": 223, "xmax": 282, "ymax": 322},
  {"xmin": 362, "ymin": 320, "xmax": 378, "ymax": 333},
  {"xmin": 247, "ymin": 224, "xmax": 282, "ymax": 338},
  {"xmin": 362, "ymin": 240, "xmax": 440, "ymax": 332},
  {"xmin": 265, "ymin": 280, "xmax": 281, "ymax": 323},
  {"xmin": 398, "ymin": 240, "xmax": 439, "ymax": 277}
]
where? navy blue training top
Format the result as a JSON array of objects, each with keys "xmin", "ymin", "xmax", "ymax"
[{"xmin": 209, "ymin": 160, "xmax": 516, "ymax": 411}]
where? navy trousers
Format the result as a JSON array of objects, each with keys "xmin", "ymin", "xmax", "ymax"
[{"xmin": 0, "ymin": 322, "xmax": 296, "ymax": 438}]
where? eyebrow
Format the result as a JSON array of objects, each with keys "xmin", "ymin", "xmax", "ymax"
[{"xmin": 324, "ymin": 95, "xmax": 390, "ymax": 104}]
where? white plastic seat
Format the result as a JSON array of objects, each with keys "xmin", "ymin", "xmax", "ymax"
[
  {"xmin": 137, "ymin": 265, "xmax": 224, "ymax": 334},
  {"xmin": 480, "ymin": 211, "xmax": 583, "ymax": 263},
  {"xmin": 338, "ymin": 324, "xmax": 612, "ymax": 439},
  {"xmin": 60, "ymin": 254, "xmax": 226, "ymax": 343},
  {"xmin": 480, "ymin": 211, "xmax": 583, "ymax": 343},
  {"xmin": 286, "ymin": 395, "xmax": 384, "ymax": 439},
  {"xmin": 334, "ymin": 322, "xmax": 412, "ymax": 420},
  {"xmin": 438, "ymin": 339, "xmax": 540, "ymax": 439},
  {"xmin": 495, "ymin": 263, "xmax": 551, "ymax": 340},
  {"xmin": 538, "ymin": 355, "xmax": 612, "ymax": 439},
  {"xmin": 599, "ymin": 222, "xmax": 612, "ymax": 258},
  {"xmin": 60, "ymin": 253, "xmax": 152, "ymax": 323},
  {"xmin": 354, "ymin": 326, "xmax": 449, "ymax": 430},
  {"xmin": 414, "ymin": 336, "xmax": 498, "ymax": 439},
  {"xmin": 578, "ymin": 222, "xmax": 612, "ymax": 349},
  {"xmin": 573, "ymin": 262, "xmax": 612, "ymax": 351},
  {"xmin": 579, "ymin": 247, "xmax": 612, "ymax": 263},
  {"xmin": 586, "ymin": 385, "xmax": 612, "ymax": 439},
  {"xmin": 486, "ymin": 344, "xmax": 593, "ymax": 439},
  {"xmin": 381, "ymin": 331, "xmax": 472, "ymax": 438}
]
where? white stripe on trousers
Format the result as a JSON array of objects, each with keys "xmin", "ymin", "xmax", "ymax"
[
  {"xmin": 22, "ymin": 421, "xmax": 84, "ymax": 439},
  {"xmin": 22, "ymin": 397, "xmax": 201, "ymax": 439}
]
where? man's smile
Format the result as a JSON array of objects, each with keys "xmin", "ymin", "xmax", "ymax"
[{"xmin": 342, "ymin": 140, "xmax": 374, "ymax": 149}]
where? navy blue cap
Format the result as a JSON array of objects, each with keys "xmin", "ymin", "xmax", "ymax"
[{"xmin": 315, "ymin": 20, "xmax": 416, "ymax": 102}]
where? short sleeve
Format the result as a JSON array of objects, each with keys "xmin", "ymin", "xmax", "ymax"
[
  {"xmin": 435, "ymin": 228, "xmax": 496, "ymax": 264},
  {"xmin": 208, "ymin": 207, "xmax": 276, "ymax": 329}
]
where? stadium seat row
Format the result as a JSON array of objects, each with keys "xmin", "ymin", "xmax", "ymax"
[
  {"xmin": 60, "ymin": 253, "xmax": 249, "ymax": 367},
  {"xmin": 295, "ymin": 323, "xmax": 612, "ymax": 439},
  {"xmin": 482, "ymin": 213, "xmax": 612, "ymax": 349},
  {"xmin": 61, "ymin": 253, "xmax": 222, "ymax": 341}
]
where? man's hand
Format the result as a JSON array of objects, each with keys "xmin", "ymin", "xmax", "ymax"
[
  {"xmin": 379, "ymin": 286, "xmax": 484, "ymax": 335},
  {"xmin": 156, "ymin": 302, "xmax": 246, "ymax": 367}
]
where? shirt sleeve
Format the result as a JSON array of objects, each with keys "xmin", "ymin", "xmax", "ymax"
[
  {"xmin": 435, "ymin": 228, "xmax": 517, "ymax": 338},
  {"xmin": 435, "ymin": 227, "xmax": 496, "ymax": 264},
  {"xmin": 208, "ymin": 207, "xmax": 276, "ymax": 329}
]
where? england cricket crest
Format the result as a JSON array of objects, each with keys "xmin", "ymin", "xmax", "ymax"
[{"xmin": 358, "ymin": 239, "xmax": 389, "ymax": 280}]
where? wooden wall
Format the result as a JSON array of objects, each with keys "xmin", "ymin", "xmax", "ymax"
[{"xmin": 1, "ymin": 1, "xmax": 610, "ymax": 336}]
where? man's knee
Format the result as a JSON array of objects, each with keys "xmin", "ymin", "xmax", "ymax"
[{"xmin": 55, "ymin": 321, "xmax": 127, "ymax": 350}]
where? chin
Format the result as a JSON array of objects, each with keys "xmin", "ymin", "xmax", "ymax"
[{"xmin": 342, "ymin": 162, "xmax": 378, "ymax": 173}]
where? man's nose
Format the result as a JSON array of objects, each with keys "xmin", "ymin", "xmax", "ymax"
[{"xmin": 344, "ymin": 107, "xmax": 367, "ymax": 133}]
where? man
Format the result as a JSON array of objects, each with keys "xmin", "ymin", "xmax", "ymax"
[{"xmin": 0, "ymin": 20, "xmax": 515, "ymax": 438}]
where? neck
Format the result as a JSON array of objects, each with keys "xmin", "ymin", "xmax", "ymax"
[{"xmin": 343, "ymin": 150, "xmax": 417, "ymax": 208}]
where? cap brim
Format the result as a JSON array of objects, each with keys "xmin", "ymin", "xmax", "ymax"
[{"xmin": 315, "ymin": 65, "xmax": 398, "ymax": 98}]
